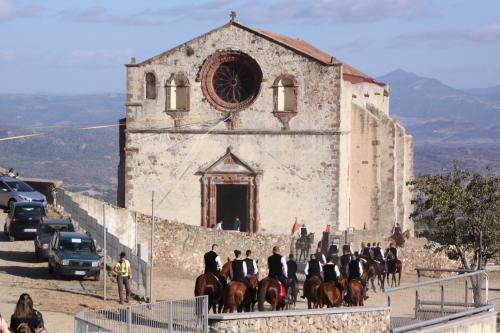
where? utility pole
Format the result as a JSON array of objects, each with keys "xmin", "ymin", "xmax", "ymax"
[
  {"xmin": 103, "ymin": 205, "xmax": 107, "ymax": 301},
  {"xmin": 149, "ymin": 191, "xmax": 155, "ymax": 303}
]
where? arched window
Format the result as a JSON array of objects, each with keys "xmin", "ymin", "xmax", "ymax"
[
  {"xmin": 145, "ymin": 73, "xmax": 157, "ymax": 99},
  {"xmin": 166, "ymin": 74, "xmax": 190, "ymax": 111},
  {"xmin": 273, "ymin": 75, "xmax": 297, "ymax": 112}
]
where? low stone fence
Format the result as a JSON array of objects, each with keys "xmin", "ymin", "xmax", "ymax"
[
  {"xmin": 208, "ymin": 307, "xmax": 391, "ymax": 333},
  {"xmin": 137, "ymin": 215, "xmax": 291, "ymax": 278}
]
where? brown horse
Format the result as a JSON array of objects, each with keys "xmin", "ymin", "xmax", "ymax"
[
  {"xmin": 222, "ymin": 280, "xmax": 255, "ymax": 313},
  {"xmin": 386, "ymin": 254, "xmax": 402, "ymax": 287},
  {"xmin": 364, "ymin": 259, "xmax": 386, "ymax": 292},
  {"xmin": 303, "ymin": 275, "xmax": 322, "ymax": 309},
  {"xmin": 388, "ymin": 230, "xmax": 411, "ymax": 247},
  {"xmin": 317, "ymin": 282, "xmax": 342, "ymax": 308},
  {"xmin": 347, "ymin": 279, "xmax": 364, "ymax": 306},
  {"xmin": 258, "ymin": 277, "xmax": 284, "ymax": 311},
  {"xmin": 194, "ymin": 273, "xmax": 223, "ymax": 314}
]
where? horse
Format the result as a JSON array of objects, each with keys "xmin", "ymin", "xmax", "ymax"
[
  {"xmin": 386, "ymin": 252, "xmax": 402, "ymax": 287},
  {"xmin": 194, "ymin": 273, "xmax": 223, "ymax": 314},
  {"xmin": 388, "ymin": 229, "xmax": 411, "ymax": 247},
  {"xmin": 222, "ymin": 275, "xmax": 258, "ymax": 313},
  {"xmin": 247, "ymin": 275, "xmax": 259, "ymax": 311},
  {"xmin": 317, "ymin": 281, "xmax": 342, "ymax": 308},
  {"xmin": 194, "ymin": 258, "xmax": 231, "ymax": 314},
  {"xmin": 303, "ymin": 275, "xmax": 322, "ymax": 309},
  {"xmin": 364, "ymin": 259, "xmax": 386, "ymax": 292},
  {"xmin": 258, "ymin": 277, "xmax": 285, "ymax": 311},
  {"xmin": 345, "ymin": 271, "xmax": 368, "ymax": 306},
  {"xmin": 285, "ymin": 276, "xmax": 299, "ymax": 310}
]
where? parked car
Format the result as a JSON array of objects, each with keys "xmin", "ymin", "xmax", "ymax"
[
  {"xmin": 0, "ymin": 175, "xmax": 47, "ymax": 210},
  {"xmin": 35, "ymin": 218, "xmax": 75, "ymax": 261},
  {"xmin": 4, "ymin": 201, "xmax": 47, "ymax": 241},
  {"xmin": 48, "ymin": 231, "xmax": 101, "ymax": 280}
]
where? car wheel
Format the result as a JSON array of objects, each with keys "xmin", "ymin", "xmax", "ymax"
[
  {"xmin": 8, "ymin": 199, "xmax": 16, "ymax": 212},
  {"xmin": 94, "ymin": 271, "xmax": 101, "ymax": 281}
]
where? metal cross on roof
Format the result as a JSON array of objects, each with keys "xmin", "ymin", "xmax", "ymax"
[{"xmin": 229, "ymin": 11, "xmax": 237, "ymax": 22}]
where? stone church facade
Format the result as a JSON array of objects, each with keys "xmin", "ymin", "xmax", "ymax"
[{"xmin": 118, "ymin": 18, "xmax": 413, "ymax": 237}]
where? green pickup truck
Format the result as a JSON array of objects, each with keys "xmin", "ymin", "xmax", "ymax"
[{"xmin": 48, "ymin": 231, "xmax": 101, "ymax": 280}]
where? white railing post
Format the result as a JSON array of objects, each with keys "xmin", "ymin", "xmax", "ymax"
[{"xmin": 126, "ymin": 306, "xmax": 132, "ymax": 333}]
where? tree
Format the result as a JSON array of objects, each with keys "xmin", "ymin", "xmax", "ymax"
[{"xmin": 409, "ymin": 163, "xmax": 500, "ymax": 270}]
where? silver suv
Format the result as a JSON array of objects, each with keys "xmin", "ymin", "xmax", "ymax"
[{"xmin": 0, "ymin": 175, "xmax": 47, "ymax": 210}]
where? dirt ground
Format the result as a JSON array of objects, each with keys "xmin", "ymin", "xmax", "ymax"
[{"xmin": 1, "ymin": 210, "xmax": 499, "ymax": 333}]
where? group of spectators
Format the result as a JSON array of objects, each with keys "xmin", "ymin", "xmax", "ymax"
[{"xmin": 0, "ymin": 293, "xmax": 46, "ymax": 333}]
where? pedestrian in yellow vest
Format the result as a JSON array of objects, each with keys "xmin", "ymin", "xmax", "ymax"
[{"xmin": 113, "ymin": 252, "xmax": 131, "ymax": 304}]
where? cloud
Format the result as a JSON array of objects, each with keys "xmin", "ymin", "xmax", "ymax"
[
  {"xmin": 0, "ymin": 0, "xmax": 43, "ymax": 21},
  {"xmin": 59, "ymin": 6, "xmax": 160, "ymax": 26},
  {"xmin": 389, "ymin": 21, "xmax": 500, "ymax": 48},
  {"xmin": 0, "ymin": 50, "xmax": 16, "ymax": 61},
  {"xmin": 66, "ymin": 49, "xmax": 135, "ymax": 68}
]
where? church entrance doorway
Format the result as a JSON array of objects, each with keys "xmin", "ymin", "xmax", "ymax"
[
  {"xmin": 199, "ymin": 147, "xmax": 261, "ymax": 233},
  {"xmin": 216, "ymin": 184, "xmax": 248, "ymax": 231}
]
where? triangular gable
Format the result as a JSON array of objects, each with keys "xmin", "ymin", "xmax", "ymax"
[
  {"xmin": 199, "ymin": 147, "xmax": 258, "ymax": 175},
  {"xmin": 135, "ymin": 20, "xmax": 384, "ymax": 86}
]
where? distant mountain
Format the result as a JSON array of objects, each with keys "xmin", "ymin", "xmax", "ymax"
[
  {"xmin": 0, "ymin": 93, "xmax": 125, "ymax": 129},
  {"xmin": 377, "ymin": 69, "xmax": 500, "ymax": 128}
]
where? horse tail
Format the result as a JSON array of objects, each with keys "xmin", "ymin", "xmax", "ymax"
[{"xmin": 258, "ymin": 279, "xmax": 268, "ymax": 312}]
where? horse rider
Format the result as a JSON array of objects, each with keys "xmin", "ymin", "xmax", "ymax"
[
  {"xmin": 323, "ymin": 255, "xmax": 342, "ymax": 292},
  {"xmin": 244, "ymin": 249, "xmax": 259, "ymax": 277},
  {"xmin": 340, "ymin": 246, "xmax": 352, "ymax": 277},
  {"xmin": 314, "ymin": 246, "xmax": 326, "ymax": 265},
  {"xmin": 362, "ymin": 242, "xmax": 373, "ymax": 260},
  {"xmin": 387, "ymin": 243, "xmax": 398, "ymax": 260},
  {"xmin": 301, "ymin": 253, "xmax": 322, "ymax": 298},
  {"xmin": 347, "ymin": 252, "xmax": 368, "ymax": 300},
  {"xmin": 268, "ymin": 246, "xmax": 289, "ymax": 297},
  {"xmin": 204, "ymin": 244, "xmax": 227, "ymax": 290},
  {"xmin": 230, "ymin": 250, "xmax": 254, "ymax": 300},
  {"xmin": 300, "ymin": 224, "xmax": 309, "ymax": 238},
  {"xmin": 327, "ymin": 244, "xmax": 338, "ymax": 257},
  {"xmin": 359, "ymin": 242, "xmax": 365, "ymax": 255},
  {"xmin": 373, "ymin": 242, "xmax": 385, "ymax": 263},
  {"xmin": 287, "ymin": 254, "xmax": 299, "ymax": 284}
]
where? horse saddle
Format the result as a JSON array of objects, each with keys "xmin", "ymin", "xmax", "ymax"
[{"xmin": 278, "ymin": 282, "xmax": 286, "ymax": 298}]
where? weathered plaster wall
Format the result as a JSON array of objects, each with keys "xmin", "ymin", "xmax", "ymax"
[
  {"xmin": 125, "ymin": 23, "xmax": 341, "ymax": 132},
  {"xmin": 126, "ymin": 132, "xmax": 339, "ymax": 236},
  {"xmin": 403, "ymin": 134, "xmax": 414, "ymax": 232},
  {"xmin": 347, "ymin": 103, "xmax": 379, "ymax": 231}
]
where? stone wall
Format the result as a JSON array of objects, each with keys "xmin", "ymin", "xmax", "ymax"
[
  {"xmin": 208, "ymin": 307, "xmax": 390, "ymax": 333},
  {"xmin": 137, "ymin": 215, "xmax": 291, "ymax": 278}
]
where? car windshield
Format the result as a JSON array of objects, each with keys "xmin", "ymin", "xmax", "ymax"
[
  {"xmin": 15, "ymin": 206, "xmax": 45, "ymax": 219},
  {"xmin": 6, "ymin": 181, "xmax": 34, "ymax": 192},
  {"xmin": 59, "ymin": 238, "xmax": 96, "ymax": 253},
  {"xmin": 41, "ymin": 224, "xmax": 74, "ymax": 235}
]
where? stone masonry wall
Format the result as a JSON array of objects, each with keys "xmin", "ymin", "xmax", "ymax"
[
  {"xmin": 209, "ymin": 307, "xmax": 390, "ymax": 333},
  {"xmin": 137, "ymin": 215, "xmax": 291, "ymax": 278}
]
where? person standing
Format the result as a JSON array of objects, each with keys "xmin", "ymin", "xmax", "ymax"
[
  {"xmin": 233, "ymin": 217, "xmax": 241, "ymax": 231},
  {"xmin": 243, "ymin": 250, "xmax": 258, "ymax": 276},
  {"xmin": 113, "ymin": 252, "xmax": 132, "ymax": 304},
  {"xmin": 10, "ymin": 293, "xmax": 45, "ymax": 333}
]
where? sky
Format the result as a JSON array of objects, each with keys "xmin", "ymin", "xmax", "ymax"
[{"xmin": 1, "ymin": 0, "xmax": 499, "ymax": 93}]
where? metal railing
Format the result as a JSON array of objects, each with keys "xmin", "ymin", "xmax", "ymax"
[
  {"xmin": 75, "ymin": 296, "xmax": 208, "ymax": 333},
  {"xmin": 385, "ymin": 270, "xmax": 490, "ymax": 332}
]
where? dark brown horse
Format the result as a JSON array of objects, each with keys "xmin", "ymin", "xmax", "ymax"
[
  {"xmin": 303, "ymin": 275, "xmax": 322, "ymax": 309},
  {"xmin": 317, "ymin": 282, "xmax": 342, "ymax": 308},
  {"xmin": 364, "ymin": 259, "xmax": 386, "ymax": 292},
  {"xmin": 285, "ymin": 277, "xmax": 299, "ymax": 309},
  {"xmin": 386, "ymin": 253, "xmax": 402, "ymax": 287},
  {"xmin": 194, "ymin": 273, "xmax": 223, "ymax": 314},
  {"xmin": 258, "ymin": 277, "xmax": 284, "ymax": 311},
  {"xmin": 295, "ymin": 233, "xmax": 315, "ymax": 261},
  {"xmin": 194, "ymin": 258, "xmax": 231, "ymax": 313}
]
